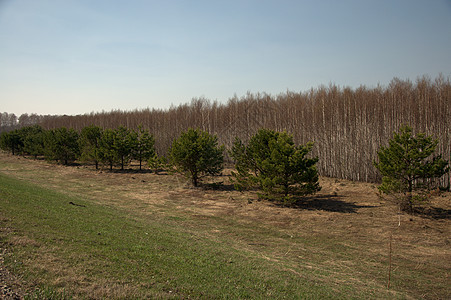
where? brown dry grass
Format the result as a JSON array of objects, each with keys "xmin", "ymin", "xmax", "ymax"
[{"xmin": 1, "ymin": 152, "xmax": 450, "ymax": 299}]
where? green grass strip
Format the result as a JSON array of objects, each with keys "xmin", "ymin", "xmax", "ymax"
[{"xmin": 0, "ymin": 173, "xmax": 342, "ymax": 299}]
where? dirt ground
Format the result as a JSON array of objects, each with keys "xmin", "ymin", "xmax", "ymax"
[{"xmin": 0, "ymin": 153, "xmax": 450, "ymax": 298}]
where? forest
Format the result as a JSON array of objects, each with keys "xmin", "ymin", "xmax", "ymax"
[{"xmin": 1, "ymin": 75, "xmax": 450, "ymax": 185}]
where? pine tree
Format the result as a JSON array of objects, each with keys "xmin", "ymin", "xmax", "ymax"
[
  {"xmin": 79, "ymin": 125, "xmax": 103, "ymax": 169},
  {"xmin": 44, "ymin": 127, "xmax": 79, "ymax": 165},
  {"xmin": 148, "ymin": 154, "xmax": 168, "ymax": 174},
  {"xmin": 99, "ymin": 128, "xmax": 119, "ymax": 171},
  {"xmin": 22, "ymin": 125, "xmax": 46, "ymax": 158},
  {"xmin": 0, "ymin": 130, "xmax": 21, "ymax": 155},
  {"xmin": 114, "ymin": 126, "xmax": 134, "ymax": 170},
  {"xmin": 231, "ymin": 129, "xmax": 320, "ymax": 202},
  {"xmin": 169, "ymin": 128, "xmax": 224, "ymax": 187},
  {"xmin": 131, "ymin": 125, "xmax": 155, "ymax": 171},
  {"xmin": 374, "ymin": 125, "xmax": 449, "ymax": 212}
]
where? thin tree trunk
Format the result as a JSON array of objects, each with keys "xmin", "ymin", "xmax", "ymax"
[
  {"xmin": 192, "ymin": 171, "xmax": 198, "ymax": 187},
  {"xmin": 407, "ymin": 179, "xmax": 413, "ymax": 212}
]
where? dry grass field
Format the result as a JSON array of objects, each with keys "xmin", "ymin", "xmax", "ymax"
[{"xmin": 0, "ymin": 152, "xmax": 450, "ymax": 299}]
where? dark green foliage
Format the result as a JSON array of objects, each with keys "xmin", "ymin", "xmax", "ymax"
[
  {"xmin": 99, "ymin": 128, "xmax": 118, "ymax": 171},
  {"xmin": 0, "ymin": 130, "xmax": 22, "ymax": 155},
  {"xmin": 44, "ymin": 127, "xmax": 80, "ymax": 165},
  {"xmin": 231, "ymin": 129, "xmax": 320, "ymax": 202},
  {"xmin": 98, "ymin": 126, "xmax": 136, "ymax": 171},
  {"xmin": 0, "ymin": 132, "xmax": 7, "ymax": 152},
  {"xmin": 79, "ymin": 125, "xmax": 103, "ymax": 169},
  {"xmin": 114, "ymin": 126, "xmax": 134, "ymax": 170},
  {"xmin": 131, "ymin": 125, "xmax": 156, "ymax": 170},
  {"xmin": 169, "ymin": 128, "xmax": 224, "ymax": 187},
  {"xmin": 1, "ymin": 126, "xmax": 46, "ymax": 157},
  {"xmin": 374, "ymin": 125, "xmax": 449, "ymax": 212},
  {"xmin": 148, "ymin": 154, "xmax": 168, "ymax": 174},
  {"xmin": 22, "ymin": 125, "xmax": 46, "ymax": 158}
]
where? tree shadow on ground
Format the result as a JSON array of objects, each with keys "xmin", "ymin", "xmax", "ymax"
[
  {"xmin": 200, "ymin": 182, "xmax": 236, "ymax": 191},
  {"xmin": 285, "ymin": 194, "xmax": 377, "ymax": 213},
  {"xmin": 414, "ymin": 206, "xmax": 451, "ymax": 220},
  {"xmin": 110, "ymin": 168, "xmax": 154, "ymax": 174}
]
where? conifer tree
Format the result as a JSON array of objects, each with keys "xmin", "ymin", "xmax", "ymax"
[
  {"xmin": 374, "ymin": 125, "xmax": 449, "ymax": 212},
  {"xmin": 99, "ymin": 128, "xmax": 118, "ymax": 171},
  {"xmin": 148, "ymin": 154, "xmax": 168, "ymax": 174},
  {"xmin": 231, "ymin": 129, "xmax": 320, "ymax": 202},
  {"xmin": 22, "ymin": 125, "xmax": 46, "ymax": 158},
  {"xmin": 169, "ymin": 128, "xmax": 224, "ymax": 187},
  {"xmin": 131, "ymin": 125, "xmax": 155, "ymax": 170},
  {"xmin": 114, "ymin": 126, "xmax": 134, "ymax": 170},
  {"xmin": 0, "ymin": 130, "xmax": 21, "ymax": 155},
  {"xmin": 44, "ymin": 127, "xmax": 79, "ymax": 165},
  {"xmin": 79, "ymin": 125, "xmax": 103, "ymax": 169}
]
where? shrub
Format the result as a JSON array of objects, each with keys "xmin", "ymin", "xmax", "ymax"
[{"xmin": 148, "ymin": 154, "xmax": 168, "ymax": 174}]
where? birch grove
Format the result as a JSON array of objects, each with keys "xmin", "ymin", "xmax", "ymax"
[{"xmin": 30, "ymin": 75, "xmax": 451, "ymax": 185}]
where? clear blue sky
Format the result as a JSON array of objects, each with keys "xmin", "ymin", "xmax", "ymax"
[{"xmin": 1, "ymin": 0, "xmax": 450, "ymax": 116}]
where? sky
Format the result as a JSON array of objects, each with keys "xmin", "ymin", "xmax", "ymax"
[{"xmin": 1, "ymin": 0, "xmax": 450, "ymax": 116}]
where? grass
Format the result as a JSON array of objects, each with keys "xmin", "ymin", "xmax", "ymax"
[
  {"xmin": 0, "ymin": 173, "xmax": 342, "ymax": 299},
  {"xmin": 1, "ymin": 153, "xmax": 450, "ymax": 299}
]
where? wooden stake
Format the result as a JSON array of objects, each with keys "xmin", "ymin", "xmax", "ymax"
[{"xmin": 388, "ymin": 234, "xmax": 393, "ymax": 289}]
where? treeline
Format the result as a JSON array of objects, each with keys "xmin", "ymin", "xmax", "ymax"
[
  {"xmin": 3, "ymin": 75, "xmax": 451, "ymax": 184},
  {"xmin": 0, "ymin": 125, "xmax": 156, "ymax": 171},
  {"xmin": 0, "ymin": 112, "xmax": 52, "ymax": 133},
  {"xmin": 0, "ymin": 126, "xmax": 324, "ymax": 202}
]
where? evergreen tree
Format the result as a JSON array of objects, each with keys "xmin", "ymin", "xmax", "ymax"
[
  {"xmin": 169, "ymin": 128, "xmax": 224, "ymax": 187},
  {"xmin": 79, "ymin": 125, "xmax": 103, "ymax": 169},
  {"xmin": 114, "ymin": 126, "xmax": 134, "ymax": 170},
  {"xmin": 148, "ymin": 154, "xmax": 168, "ymax": 174},
  {"xmin": 231, "ymin": 129, "xmax": 320, "ymax": 202},
  {"xmin": 0, "ymin": 130, "xmax": 21, "ymax": 155},
  {"xmin": 44, "ymin": 127, "xmax": 80, "ymax": 165},
  {"xmin": 0, "ymin": 132, "xmax": 7, "ymax": 152},
  {"xmin": 22, "ymin": 125, "xmax": 46, "ymax": 158},
  {"xmin": 131, "ymin": 125, "xmax": 156, "ymax": 170},
  {"xmin": 374, "ymin": 125, "xmax": 449, "ymax": 212},
  {"xmin": 99, "ymin": 128, "xmax": 119, "ymax": 171}
]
